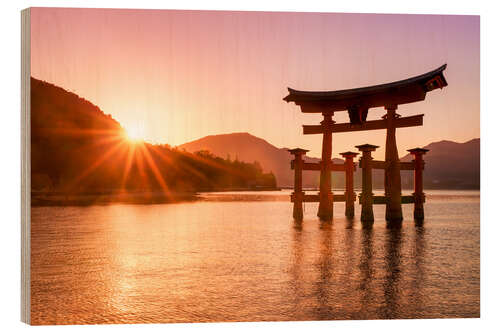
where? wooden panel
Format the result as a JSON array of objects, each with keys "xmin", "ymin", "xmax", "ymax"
[{"xmin": 303, "ymin": 114, "xmax": 423, "ymax": 135}]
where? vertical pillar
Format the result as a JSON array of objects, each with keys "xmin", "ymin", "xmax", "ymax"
[
  {"xmin": 407, "ymin": 148, "xmax": 429, "ymax": 221},
  {"xmin": 356, "ymin": 144, "xmax": 378, "ymax": 228},
  {"xmin": 289, "ymin": 148, "xmax": 309, "ymax": 220},
  {"xmin": 340, "ymin": 151, "xmax": 359, "ymax": 218},
  {"xmin": 384, "ymin": 105, "xmax": 403, "ymax": 225},
  {"xmin": 317, "ymin": 111, "xmax": 334, "ymax": 220}
]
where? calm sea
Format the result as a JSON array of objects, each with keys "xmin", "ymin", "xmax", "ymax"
[{"xmin": 30, "ymin": 190, "xmax": 480, "ymax": 324}]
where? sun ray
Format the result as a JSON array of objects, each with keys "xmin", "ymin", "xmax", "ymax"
[
  {"xmin": 134, "ymin": 142, "xmax": 151, "ymax": 192},
  {"xmin": 45, "ymin": 128, "xmax": 127, "ymax": 161},
  {"xmin": 66, "ymin": 140, "xmax": 126, "ymax": 191},
  {"xmin": 148, "ymin": 145, "xmax": 185, "ymax": 174},
  {"xmin": 139, "ymin": 144, "xmax": 172, "ymax": 199},
  {"xmin": 120, "ymin": 144, "xmax": 137, "ymax": 191},
  {"xmin": 45, "ymin": 128, "xmax": 126, "ymax": 148},
  {"xmin": 146, "ymin": 145, "xmax": 213, "ymax": 190},
  {"xmin": 187, "ymin": 151, "xmax": 247, "ymax": 178},
  {"xmin": 90, "ymin": 134, "xmax": 125, "ymax": 147},
  {"xmin": 43, "ymin": 127, "xmax": 125, "ymax": 137},
  {"xmin": 149, "ymin": 145, "xmax": 217, "ymax": 185}
]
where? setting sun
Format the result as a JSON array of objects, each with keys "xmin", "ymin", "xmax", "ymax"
[{"xmin": 123, "ymin": 122, "xmax": 146, "ymax": 143}]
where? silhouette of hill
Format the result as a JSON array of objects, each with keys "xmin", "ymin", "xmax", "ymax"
[
  {"xmin": 400, "ymin": 138, "xmax": 480, "ymax": 189},
  {"xmin": 31, "ymin": 77, "xmax": 478, "ymax": 195},
  {"xmin": 30, "ymin": 78, "xmax": 277, "ymax": 203},
  {"xmin": 179, "ymin": 133, "xmax": 480, "ymax": 189},
  {"xmin": 178, "ymin": 132, "xmax": 345, "ymax": 187}
]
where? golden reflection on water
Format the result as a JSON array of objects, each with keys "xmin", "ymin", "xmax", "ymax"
[{"xmin": 31, "ymin": 191, "xmax": 479, "ymax": 324}]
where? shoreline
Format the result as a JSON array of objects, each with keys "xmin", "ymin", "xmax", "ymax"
[
  {"xmin": 30, "ymin": 187, "xmax": 478, "ymax": 207},
  {"xmin": 31, "ymin": 187, "xmax": 280, "ymax": 207}
]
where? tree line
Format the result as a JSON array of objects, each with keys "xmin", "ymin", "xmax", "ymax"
[{"xmin": 30, "ymin": 77, "xmax": 276, "ymax": 194}]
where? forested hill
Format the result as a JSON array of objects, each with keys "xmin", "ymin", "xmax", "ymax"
[
  {"xmin": 400, "ymin": 138, "xmax": 480, "ymax": 189},
  {"xmin": 179, "ymin": 132, "xmax": 480, "ymax": 190},
  {"xmin": 30, "ymin": 77, "xmax": 277, "ymax": 195}
]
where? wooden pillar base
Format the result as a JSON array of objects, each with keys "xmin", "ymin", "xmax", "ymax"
[
  {"xmin": 413, "ymin": 192, "xmax": 425, "ymax": 221},
  {"xmin": 414, "ymin": 208, "xmax": 424, "ymax": 221},
  {"xmin": 345, "ymin": 203, "xmax": 355, "ymax": 219},
  {"xmin": 317, "ymin": 112, "xmax": 334, "ymax": 221},
  {"xmin": 317, "ymin": 192, "xmax": 333, "ymax": 221},
  {"xmin": 361, "ymin": 215, "xmax": 374, "ymax": 227},
  {"xmin": 340, "ymin": 151, "xmax": 358, "ymax": 220},
  {"xmin": 385, "ymin": 197, "xmax": 403, "ymax": 225},
  {"xmin": 360, "ymin": 193, "xmax": 374, "ymax": 228},
  {"xmin": 289, "ymin": 148, "xmax": 309, "ymax": 222},
  {"xmin": 408, "ymin": 148, "xmax": 429, "ymax": 224},
  {"xmin": 292, "ymin": 191, "xmax": 305, "ymax": 220},
  {"xmin": 357, "ymin": 144, "xmax": 378, "ymax": 228},
  {"xmin": 384, "ymin": 106, "xmax": 403, "ymax": 226}
]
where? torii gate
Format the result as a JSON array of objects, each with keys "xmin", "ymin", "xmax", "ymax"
[{"xmin": 284, "ymin": 64, "xmax": 447, "ymax": 223}]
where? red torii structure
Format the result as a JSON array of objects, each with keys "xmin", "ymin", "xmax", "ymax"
[{"xmin": 284, "ymin": 64, "xmax": 447, "ymax": 224}]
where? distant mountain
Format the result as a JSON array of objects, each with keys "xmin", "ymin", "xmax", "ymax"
[
  {"xmin": 30, "ymin": 78, "xmax": 277, "ymax": 197},
  {"xmin": 178, "ymin": 132, "xmax": 344, "ymax": 187},
  {"xmin": 178, "ymin": 133, "xmax": 480, "ymax": 189},
  {"xmin": 33, "ymin": 77, "xmax": 478, "ymax": 195},
  {"xmin": 400, "ymin": 138, "xmax": 480, "ymax": 189}
]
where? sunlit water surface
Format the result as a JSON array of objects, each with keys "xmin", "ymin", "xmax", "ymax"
[{"xmin": 31, "ymin": 190, "xmax": 479, "ymax": 324}]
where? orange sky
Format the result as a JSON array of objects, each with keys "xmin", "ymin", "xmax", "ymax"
[{"xmin": 31, "ymin": 8, "xmax": 479, "ymax": 159}]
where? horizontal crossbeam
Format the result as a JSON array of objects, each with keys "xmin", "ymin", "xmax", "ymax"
[
  {"xmin": 332, "ymin": 164, "xmax": 346, "ymax": 172},
  {"xmin": 372, "ymin": 160, "xmax": 387, "ymax": 170},
  {"xmin": 291, "ymin": 161, "xmax": 347, "ymax": 172},
  {"xmin": 303, "ymin": 114, "xmax": 424, "ymax": 135},
  {"xmin": 358, "ymin": 160, "xmax": 416, "ymax": 170},
  {"xmin": 370, "ymin": 195, "xmax": 416, "ymax": 205},
  {"xmin": 303, "ymin": 162, "xmax": 320, "ymax": 171},
  {"xmin": 400, "ymin": 161, "xmax": 416, "ymax": 170},
  {"xmin": 290, "ymin": 193, "xmax": 355, "ymax": 203}
]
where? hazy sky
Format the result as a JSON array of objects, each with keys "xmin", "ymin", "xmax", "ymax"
[{"xmin": 31, "ymin": 8, "xmax": 479, "ymax": 159}]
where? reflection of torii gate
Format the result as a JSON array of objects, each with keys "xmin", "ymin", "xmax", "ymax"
[{"xmin": 284, "ymin": 64, "xmax": 447, "ymax": 224}]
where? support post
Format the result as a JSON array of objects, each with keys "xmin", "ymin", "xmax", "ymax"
[
  {"xmin": 408, "ymin": 148, "xmax": 429, "ymax": 222},
  {"xmin": 340, "ymin": 151, "xmax": 359, "ymax": 218},
  {"xmin": 356, "ymin": 144, "xmax": 378, "ymax": 228},
  {"xmin": 384, "ymin": 105, "xmax": 403, "ymax": 225},
  {"xmin": 289, "ymin": 148, "xmax": 309, "ymax": 220},
  {"xmin": 317, "ymin": 111, "xmax": 334, "ymax": 220}
]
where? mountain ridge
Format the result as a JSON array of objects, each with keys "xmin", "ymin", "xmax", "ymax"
[
  {"xmin": 30, "ymin": 77, "xmax": 277, "ymax": 197},
  {"xmin": 179, "ymin": 132, "xmax": 480, "ymax": 189}
]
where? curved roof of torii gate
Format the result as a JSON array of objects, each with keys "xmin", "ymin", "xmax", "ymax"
[{"xmin": 283, "ymin": 64, "xmax": 448, "ymax": 113}]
